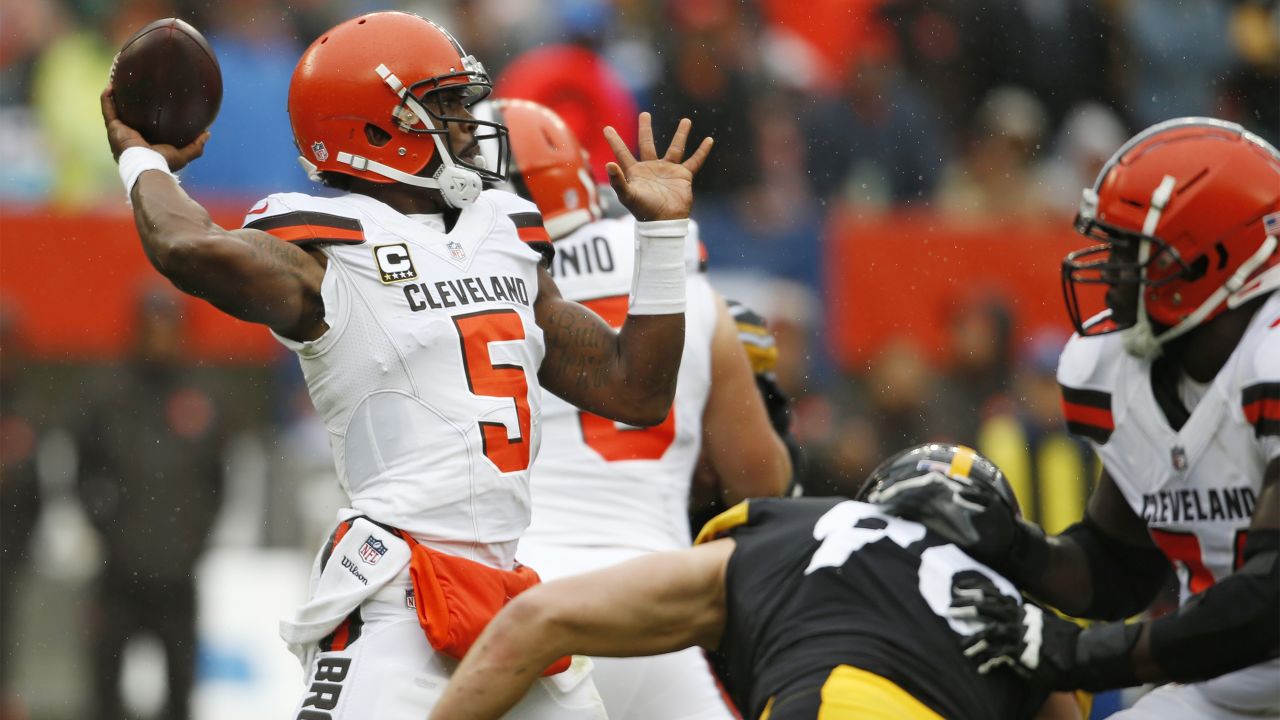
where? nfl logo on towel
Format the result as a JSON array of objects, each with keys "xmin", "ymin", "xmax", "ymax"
[{"xmin": 359, "ymin": 535, "xmax": 388, "ymax": 565}]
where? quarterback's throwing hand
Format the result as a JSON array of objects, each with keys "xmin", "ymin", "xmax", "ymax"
[
  {"xmin": 101, "ymin": 86, "xmax": 209, "ymax": 171},
  {"xmin": 603, "ymin": 113, "xmax": 713, "ymax": 222}
]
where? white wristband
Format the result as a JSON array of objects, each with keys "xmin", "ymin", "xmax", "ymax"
[
  {"xmin": 118, "ymin": 146, "xmax": 175, "ymax": 203},
  {"xmin": 629, "ymin": 218, "xmax": 689, "ymax": 315}
]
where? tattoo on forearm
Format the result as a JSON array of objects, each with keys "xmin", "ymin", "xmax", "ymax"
[
  {"xmin": 544, "ymin": 305, "xmax": 616, "ymax": 390},
  {"xmin": 545, "ymin": 306, "xmax": 612, "ymax": 351}
]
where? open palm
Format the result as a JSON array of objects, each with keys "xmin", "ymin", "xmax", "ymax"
[{"xmin": 603, "ymin": 113, "xmax": 714, "ymax": 222}]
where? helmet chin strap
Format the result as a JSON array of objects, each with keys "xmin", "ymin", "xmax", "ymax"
[
  {"xmin": 327, "ymin": 64, "xmax": 485, "ymax": 208},
  {"xmin": 333, "ymin": 152, "xmax": 482, "ymax": 207}
]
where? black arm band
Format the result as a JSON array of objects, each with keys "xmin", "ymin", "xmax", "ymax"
[
  {"xmin": 1060, "ymin": 515, "xmax": 1172, "ymax": 620},
  {"xmin": 1148, "ymin": 532, "xmax": 1280, "ymax": 683},
  {"xmin": 1069, "ymin": 621, "xmax": 1143, "ymax": 692}
]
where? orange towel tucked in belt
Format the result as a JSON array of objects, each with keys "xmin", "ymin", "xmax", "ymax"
[{"xmin": 396, "ymin": 530, "xmax": 571, "ymax": 676}]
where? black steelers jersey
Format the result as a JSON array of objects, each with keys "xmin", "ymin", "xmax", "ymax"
[{"xmin": 703, "ymin": 497, "xmax": 1039, "ymax": 720}]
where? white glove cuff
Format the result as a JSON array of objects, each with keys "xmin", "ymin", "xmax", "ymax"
[
  {"xmin": 629, "ymin": 218, "xmax": 689, "ymax": 315},
  {"xmin": 118, "ymin": 146, "xmax": 175, "ymax": 204}
]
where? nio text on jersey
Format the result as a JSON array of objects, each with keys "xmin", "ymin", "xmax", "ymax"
[{"xmin": 549, "ymin": 235, "xmax": 616, "ymax": 278}]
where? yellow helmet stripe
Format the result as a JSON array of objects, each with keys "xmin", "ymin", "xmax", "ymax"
[{"xmin": 948, "ymin": 445, "xmax": 978, "ymax": 479}]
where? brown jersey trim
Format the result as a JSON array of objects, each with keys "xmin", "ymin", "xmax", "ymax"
[{"xmin": 246, "ymin": 210, "xmax": 366, "ymax": 245}]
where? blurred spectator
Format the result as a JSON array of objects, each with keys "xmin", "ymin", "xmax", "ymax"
[
  {"xmin": 800, "ymin": 335, "xmax": 937, "ymax": 497},
  {"xmin": 937, "ymin": 86, "xmax": 1050, "ymax": 217},
  {"xmin": 803, "ymin": 412, "xmax": 884, "ymax": 498},
  {"xmin": 75, "ymin": 286, "xmax": 228, "ymax": 720},
  {"xmin": 862, "ymin": 334, "xmax": 938, "ymax": 449},
  {"xmin": 800, "ymin": 41, "xmax": 947, "ymax": 209},
  {"xmin": 760, "ymin": 0, "xmax": 896, "ymax": 90},
  {"xmin": 1, "ymin": 0, "xmax": 65, "ymax": 201},
  {"xmin": 880, "ymin": 0, "xmax": 981, "ymax": 138},
  {"xmin": 495, "ymin": 43, "xmax": 638, "ymax": 184},
  {"xmin": 932, "ymin": 294, "xmax": 1015, "ymax": 446},
  {"xmin": 976, "ymin": 327, "xmax": 1095, "ymax": 534},
  {"xmin": 966, "ymin": 0, "xmax": 1117, "ymax": 132},
  {"xmin": 1118, "ymin": 0, "xmax": 1235, "ymax": 130},
  {"xmin": 31, "ymin": 0, "xmax": 177, "ymax": 207},
  {"xmin": 1222, "ymin": 1, "xmax": 1279, "ymax": 145},
  {"xmin": 1035, "ymin": 101, "xmax": 1128, "ymax": 215},
  {"xmin": 694, "ymin": 95, "xmax": 825, "ymax": 288},
  {"xmin": 650, "ymin": 0, "xmax": 759, "ymax": 198},
  {"xmin": 0, "ymin": 305, "xmax": 41, "ymax": 720},
  {"xmin": 179, "ymin": 0, "xmax": 309, "ymax": 201}
]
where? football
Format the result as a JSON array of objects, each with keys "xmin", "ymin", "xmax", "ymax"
[{"xmin": 111, "ymin": 18, "xmax": 222, "ymax": 148}]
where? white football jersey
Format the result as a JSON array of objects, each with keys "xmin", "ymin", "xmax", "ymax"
[
  {"xmin": 1058, "ymin": 293, "xmax": 1280, "ymax": 713},
  {"xmin": 1058, "ymin": 292, "xmax": 1280, "ymax": 602},
  {"xmin": 244, "ymin": 190, "xmax": 552, "ymax": 569},
  {"xmin": 520, "ymin": 216, "xmax": 718, "ymax": 555}
]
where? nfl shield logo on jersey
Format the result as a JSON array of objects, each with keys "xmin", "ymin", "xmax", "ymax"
[
  {"xmin": 1170, "ymin": 445, "xmax": 1188, "ymax": 471},
  {"xmin": 358, "ymin": 535, "xmax": 387, "ymax": 565},
  {"xmin": 447, "ymin": 240, "xmax": 466, "ymax": 260}
]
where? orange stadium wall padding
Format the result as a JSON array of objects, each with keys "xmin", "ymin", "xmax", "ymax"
[
  {"xmin": 1, "ymin": 205, "xmax": 281, "ymax": 363},
  {"xmin": 2, "ymin": 205, "xmax": 1101, "ymax": 367},
  {"xmin": 824, "ymin": 211, "xmax": 1101, "ymax": 369}
]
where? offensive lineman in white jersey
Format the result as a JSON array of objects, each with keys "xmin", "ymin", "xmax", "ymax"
[
  {"xmin": 101, "ymin": 11, "xmax": 714, "ymax": 719},
  {"xmin": 481, "ymin": 98, "xmax": 790, "ymax": 719},
  {"xmin": 877, "ymin": 118, "xmax": 1280, "ymax": 718}
]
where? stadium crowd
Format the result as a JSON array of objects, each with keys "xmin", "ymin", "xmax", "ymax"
[{"xmin": 1, "ymin": 0, "xmax": 1277, "ymax": 718}]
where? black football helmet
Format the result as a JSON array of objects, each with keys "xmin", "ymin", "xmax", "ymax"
[{"xmin": 857, "ymin": 443, "xmax": 1022, "ymax": 518}]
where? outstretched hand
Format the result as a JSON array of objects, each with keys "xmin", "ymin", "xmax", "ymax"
[
  {"xmin": 101, "ymin": 85, "xmax": 209, "ymax": 171},
  {"xmin": 602, "ymin": 112, "xmax": 713, "ymax": 222}
]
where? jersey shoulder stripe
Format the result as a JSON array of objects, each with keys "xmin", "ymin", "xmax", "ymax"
[
  {"xmin": 1242, "ymin": 382, "xmax": 1280, "ymax": 438},
  {"xmin": 508, "ymin": 211, "xmax": 543, "ymax": 229},
  {"xmin": 1060, "ymin": 385, "xmax": 1114, "ymax": 443},
  {"xmin": 245, "ymin": 210, "xmax": 366, "ymax": 245},
  {"xmin": 1057, "ymin": 332, "xmax": 1123, "ymax": 444},
  {"xmin": 481, "ymin": 189, "xmax": 555, "ymax": 265},
  {"xmin": 1234, "ymin": 294, "xmax": 1280, "ymax": 438},
  {"xmin": 508, "ymin": 211, "xmax": 554, "ymax": 262}
]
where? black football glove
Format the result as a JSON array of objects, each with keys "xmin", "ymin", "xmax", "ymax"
[
  {"xmin": 949, "ymin": 575, "xmax": 1142, "ymax": 692},
  {"xmin": 871, "ymin": 470, "xmax": 1048, "ymax": 584}
]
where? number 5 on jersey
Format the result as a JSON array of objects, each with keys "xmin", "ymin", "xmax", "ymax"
[{"xmin": 454, "ymin": 310, "xmax": 532, "ymax": 474}]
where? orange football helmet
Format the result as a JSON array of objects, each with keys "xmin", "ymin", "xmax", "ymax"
[
  {"xmin": 287, "ymin": 12, "xmax": 508, "ymax": 207},
  {"xmin": 480, "ymin": 99, "xmax": 601, "ymax": 239},
  {"xmin": 1063, "ymin": 117, "xmax": 1280, "ymax": 356}
]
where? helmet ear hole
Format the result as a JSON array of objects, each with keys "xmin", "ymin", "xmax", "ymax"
[
  {"xmin": 1184, "ymin": 254, "xmax": 1209, "ymax": 282},
  {"xmin": 365, "ymin": 123, "xmax": 393, "ymax": 148}
]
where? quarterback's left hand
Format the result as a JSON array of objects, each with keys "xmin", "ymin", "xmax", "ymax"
[
  {"xmin": 949, "ymin": 576, "xmax": 1140, "ymax": 692},
  {"xmin": 602, "ymin": 112, "xmax": 713, "ymax": 222}
]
